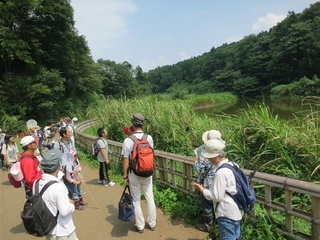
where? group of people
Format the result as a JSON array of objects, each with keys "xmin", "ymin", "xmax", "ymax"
[
  {"xmin": 1, "ymin": 117, "xmax": 81, "ymax": 239},
  {"xmin": 2, "ymin": 113, "xmax": 244, "ymax": 239},
  {"xmin": 192, "ymin": 130, "xmax": 244, "ymax": 239}
]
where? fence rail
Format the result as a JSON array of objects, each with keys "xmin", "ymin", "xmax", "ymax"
[{"xmin": 75, "ymin": 119, "xmax": 320, "ymax": 240}]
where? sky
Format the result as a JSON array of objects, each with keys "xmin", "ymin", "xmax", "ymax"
[{"xmin": 70, "ymin": 0, "xmax": 319, "ymax": 72}]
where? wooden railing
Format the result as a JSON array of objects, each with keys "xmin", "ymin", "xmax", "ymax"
[{"xmin": 75, "ymin": 119, "xmax": 320, "ymax": 240}]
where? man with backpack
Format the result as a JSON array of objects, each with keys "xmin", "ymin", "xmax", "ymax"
[
  {"xmin": 192, "ymin": 139, "xmax": 244, "ymax": 240},
  {"xmin": 121, "ymin": 113, "xmax": 157, "ymax": 233},
  {"xmin": 37, "ymin": 149, "xmax": 78, "ymax": 239}
]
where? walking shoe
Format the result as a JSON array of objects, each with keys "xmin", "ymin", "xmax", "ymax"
[
  {"xmin": 104, "ymin": 181, "xmax": 116, "ymax": 187},
  {"xmin": 150, "ymin": 224, "xmax": 156, "ymax": 231},
  {"xmin": 75, "ymin": 200, "xmax": 85, "ymax": 210},
  {"xmin": 98, "ymin": 180, "xmax": 103, "ymax": 184},
  {"xmin": 136, "ymin": 227, "xmax": 144, "ymax": 234},
  {"xmin": 79, "ymin": 197, "xmax": 88, "ymax": 206},
  {"xmin": 196, "ymin": 223, "xmax": 210, "ymax": 232}
]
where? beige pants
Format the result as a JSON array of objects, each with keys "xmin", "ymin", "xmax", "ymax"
[{"xmin": 46, "ymin": 231, "xmax": 79, "ymax": 240}]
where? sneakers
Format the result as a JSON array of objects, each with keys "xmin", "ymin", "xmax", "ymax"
[
  {"xmin": 196, "ymin": 223, "xmax": 210, "ymax": 232},
  {"xmin": 136, "ymin": 227, "xmax": 144, "ymax": 234},
  {"xmin": 150, "ymin": 225, "xmax": 156, "ymax": 231},
  {"xmin": 104, "ymin": 181, "xmax": 116, "ymax": 187},
  {"xmin": 75, "ymin": 200, "xmax": 85, "ymax": 210},
  {"xmin": 99, "ymin": 180, "xmax": 115, "ymax": 186},
  {"xmin": 79, "ymin": 197, "xmax": 88, "ymax": 206}
]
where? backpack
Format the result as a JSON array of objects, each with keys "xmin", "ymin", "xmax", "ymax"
[
  {"xmin": 7, "ymin": 154, "xmax": 33, "ymax": 188},
  {"xmin": 216, "ymin": 161, "xmax": 256, "ymax": 211},
  {"xmin": 129, "ymin": 134, "xmax": 155, "ymax": 177},
  {"xmin": 21, "ymin": 180, "xmax": 59, "ymax": 237},
  {"xmin": 92, "ymin": 138, "xmax": 102, "ymax": 157}
]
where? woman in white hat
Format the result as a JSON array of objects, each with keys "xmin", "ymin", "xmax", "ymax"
[{"xmin": 193, "ymin": 130, "xmax": 225, "ymax": 232}]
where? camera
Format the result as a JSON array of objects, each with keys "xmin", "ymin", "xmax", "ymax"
[{"xmin": 49, "ymin": 123, "xmax": 61, "ymax": 132}]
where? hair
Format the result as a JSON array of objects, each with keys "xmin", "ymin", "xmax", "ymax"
[
  {"xmin": 59, "ymin": 127, "xmax": 68, "ymax": 138},
  {"xmin": 97, "ymin": 127, "xmax": 106, "ymax": 137},
  {"xmin": 46, "ymin": 120, "xmax": 55, "ymax": 125},
  {"xmin": 218, "ymin": 151, "xmax": 226, "ymax": 158},
  {"xmin": 4, "ymin": 133, "xmax": 13, "ymax": 144}
]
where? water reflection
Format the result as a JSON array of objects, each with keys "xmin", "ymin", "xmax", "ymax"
[{"xmin": 195, "ymin": 97, "xmax": 318, "ymax": 120}]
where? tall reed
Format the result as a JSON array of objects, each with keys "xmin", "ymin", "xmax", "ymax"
[{"xmin": 86, "ymin": 95, "xmax": 320, "ymax": 181}]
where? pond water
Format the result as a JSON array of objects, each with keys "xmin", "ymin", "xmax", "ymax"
[{"xmin": 195, "ymin": 97, "xmax": 318, "ymax": 120}]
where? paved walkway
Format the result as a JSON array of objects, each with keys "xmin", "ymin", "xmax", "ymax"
[{"xmin": 0, "ymin": 163, "xmax": 208, "ymax": 240}]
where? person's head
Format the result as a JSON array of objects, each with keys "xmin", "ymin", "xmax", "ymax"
[
  {"xmin": 58, "ymin": 117, "xmax": 64, "ymax": 123},
  {"xmin": 20, "ymin": 136, "xmax": 39, "ymax": 151},
  {"xmin": 201, "ymin": 139, "xmax": 226, "ymax": 165},
  {"xmin": 46, "ymin": 120, "xmax": 55, "ymax": 126},
  {"xmin": 202, "ymin": 130, "xmax": 225, "ymax": 144},
  {"xmin": 97, "ymin": 127, "xmax": 107, "ymax": 137},
  {"xmin": 59, "ymin": 127, "xmax": 71, "ymax": 138},
  {"xmin": 41, "ymin": 149, "xmax": 62, "ymax": 174},
  {"xmin": 4, "ymin": 133, "xmax": 14, "ymax": 143},
  {"xmin": 64, "ymin": 117, "xmax": 71, "ymax": 124},
  {"xmin": 131, "ymin": 113, "xmax": 145, "ymax": 128}
]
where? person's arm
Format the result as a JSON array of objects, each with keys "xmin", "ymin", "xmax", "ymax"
[
  {"xmin": 55, "ymin": 184, "xmax": 75, "ymax": 216},
  {"xmin": 123, "ymin": 157, "xmax": 129, "ymax": 185},
  {"xmin": 100, "ymin": 148, "xmax": 109, "ymax": 164}
]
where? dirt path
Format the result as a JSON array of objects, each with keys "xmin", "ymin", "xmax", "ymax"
[{"xmin": 0, "ymin": 164, "xmax": 208, "ymax": 240}]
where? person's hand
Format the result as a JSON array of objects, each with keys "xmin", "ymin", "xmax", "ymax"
[
  {"xmin": 124, "ymin": 178, "xmax": 129, "ymax": 185},
  {"xmin": 69, "ymin": 199, "xmax": 75, "ymax": 205},
  {"xmin": 191, "ymin": 182, "xmax": 204, "ymax": 193}
]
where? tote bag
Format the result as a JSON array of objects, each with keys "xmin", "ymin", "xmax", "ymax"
[{"xmin": 118, "ymin": 185, "xmax": 134, "ymax": 221}]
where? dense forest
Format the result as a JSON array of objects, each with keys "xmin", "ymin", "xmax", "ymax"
[
  {"xmin": 146, "ymin": 2, "xmax": 320, "ymax": 98},
  {"xmin": 1, "ymin": 1, "xmax": 320, "ymax": 130}
]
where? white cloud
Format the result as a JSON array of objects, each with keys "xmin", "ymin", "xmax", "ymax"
[
  {"xmin": 179, "ymin": 51, "xmax": 191, "ymax": 61},
  {"xmin": 71, "ymin": 0, "xmax": 137, "ymax": 57},
  {"xmin": 252, "ymin": 13, "xmax": 286, "ymax": 32},
  {"xmin": 139, "ymin": 55, "xmax": 170, "ymax": 72},
  {"xmin": 225, "ymin": 35, "xmax": 243, "ymax": 44}
]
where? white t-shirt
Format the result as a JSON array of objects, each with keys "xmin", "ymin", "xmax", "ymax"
[
  {"xmin": 97, "ymin": 138, "xmax": 108, "ymax": 163},
  {"xmin": 1, "ymin": 143, "xmax": 18, "ymax": 162}
]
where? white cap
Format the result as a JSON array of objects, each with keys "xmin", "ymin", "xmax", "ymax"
[
  {"xmin": 202, "ymin": 139, "xmax": 226, "ymax": 159},
  {"xmin": 202, "ymin": 130, "xmax": 225, "ymax": 144},
  {"xmin": 20, "ymin": 136, "xmax": 39, "ymax": 147},
  {"xmin": 72, "ymin": 117, "xmax": 78, "ymax": 122}
]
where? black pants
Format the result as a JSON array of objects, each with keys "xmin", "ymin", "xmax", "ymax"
[{"xmin": 99, "ymin": 162, "xmax": 110, "ymax": 182}]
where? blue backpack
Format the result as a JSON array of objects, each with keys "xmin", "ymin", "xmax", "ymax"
[{"xmin": 217, "ymin": 161, "xmax": 256, "ymax": 211}]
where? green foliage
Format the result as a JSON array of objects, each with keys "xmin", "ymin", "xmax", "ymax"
[
  {"xmin": 241, "ymin": 205, "xmax": 286, "ymax": 239},
  {"xmin": 153, "ymin": 183, "xmax": 202, "ymax": 225},
  {"xmin": 0, "ymin": 113, "xmax": 25, "ymax": 134},
  {"xmin": 0, "ymin": 0, "xmax": 102, "ymax": 124},
  {"xmin": 271, "ymin": 75, "xmax": 320, "ymax": 99}
]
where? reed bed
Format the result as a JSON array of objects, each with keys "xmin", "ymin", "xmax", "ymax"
[{"xmin": 86, "ymin": 95, "xmax": 320, "ymax": 182}]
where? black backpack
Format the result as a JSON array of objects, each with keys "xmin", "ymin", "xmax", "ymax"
[{"xmin": 21, "ymin": 180, "xmax": 59, "ymax": 237}]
